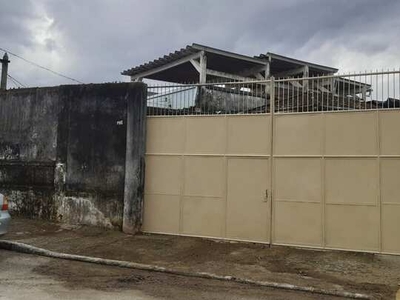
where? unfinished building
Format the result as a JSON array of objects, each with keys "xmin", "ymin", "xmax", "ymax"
[{"xmin": 121, "ymin": 43, "xmax": 376, "ymax": 114}]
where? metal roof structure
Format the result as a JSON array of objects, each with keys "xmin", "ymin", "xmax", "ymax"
[
  {"xmin": 121, "ymin": 43, "xmax": 338, "ymax": 83},
  {"xmin": 258, "ymin": 52, "xmax": 338, "ymax": 77}
]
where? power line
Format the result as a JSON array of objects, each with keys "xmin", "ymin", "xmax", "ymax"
[
  {"xmin": 0, "ymin": 66, "xmax": 26, "ymax": 88},
  {"xmin": 7, "ymin": 75, "xmax": 20, "ymax": 88},
  {"xmin": 7, "ymin": 73, "xmax": 26, "ymax": 88},
  {"xmin": 0, "ymin": 47, "xmax": 84, "ymax": 84}
]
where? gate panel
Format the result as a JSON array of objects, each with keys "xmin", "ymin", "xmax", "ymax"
[
  {"xmin": 379, "ymin": 111, "xmax": 400, "ymax": 155},
  {"xmin": 380, "ymin": 111, "xmax": 400, "ymax": 254},
  {"xmin": 143, "ymin": 194, "xmax": 180, "ymax": 233},
  {"xmin": 182, "ymin": 196, "xmax": 225, "ymax": 237},
  {"xmin": 325, "ymin": 112, "xmax": 377, "ymax": 155},
  {"xmin": 274, "ymin": 114, "xmax": 323, "ymax": 155},
  {"xmin": 185, "ymin": 117, "xmax": 226, "ymax": 154},
  {"xmin": 273, "ymin": 111, "xmax": 383, "ymax": 253},
  {"xmin": 274, "ymin": 158, "xmax": 322, "ymax": 202},
  {"xmin": 381, "ymin": 159, "xmax": 400, "ymax": 252},
  {"xmin": 227, "ymin": 115, "xmax": 270, "ymax": 154},
  {"xmin": 145, "ymin": 156, "xmax": 182, "ymax": 195},
  {"xmin": 182, "ymin": 156, "xmax": 225, "ymax": 237},
  {"xmin": 143, "ymin": 115, "xmax": 271, "ymax": 241},
  {"xmin": 184, "ymin": 156, "xmax": 225, "ymax": 198},
  {"xmin": 381, "ymin": 206, "xmax": 400, "ymax": 253},
  {"xmin": 146, "ymin": 117, "xmax": 184, "ymax": 153},
  {"xmin": 324, "ymin": 158, "xmax": 379, "ymax": 250},
  {"xmin": 325, "ymin": 158, "xmax": 378, "ymax": 205},
  {"xmin": 323, "ymin": 112, "xmax": 379, "ymax": 252},
  {"xmin": 273, "ymin": 158, "xmax": 323, "ymax": 246},
  {"xmin": 274, "ymin": 202, "xmax": 322, "ymax": 246},
  {"xmin": 226, "ymin": 158, "xmax": 270, "ymax": 242},
  {"xmin": 273, "ymin": 114, "xmax": 323, "ymax": 247},
  {"xmin": 143, "ymin": 155, "xmax": 182, "ymax": 234},
  {"xmin": 325, "ymin": 205, "xmax": 380, "ymax": 251}
]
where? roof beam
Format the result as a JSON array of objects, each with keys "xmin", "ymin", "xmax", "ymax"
[
  {"xmin": 192, "ymin": 43, "xmax": 266, "ymax": 65},
  {"xmin": 130, "ymin": 51, "xmax": 202, "ymax": 81},
  {"xmin": 190, "ymin": 59, "xmax": 264, "ymax": 83},
  {"xmin": 267, "ymin": 52, "xmax": 338, "ymax": 73},
  {"xmin": 190, "ymin": 59, "xmax": 201, "ymax": 73},
  {"xmin": 237, "ymin": 64, "xmax": 268, "ymax": 77},
  {"xmin": 205, "ymin": 68, "xmax": 258, "ymax": 82},
  {"xmin": 290, "ymin": 81, "xmax": 302, "ymax": 88},
  {"xmin": 315, "ymin": 82, "xmax": 330, "ymax": 93},
  {"xmin": 254, "ymin": 73, "xmax": 265, "ymax": 80},
  {"xmin": 274, "ymin": 66, "xmax": 307, "ymax": 78}
]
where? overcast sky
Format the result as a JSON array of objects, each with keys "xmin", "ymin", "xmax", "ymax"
[{"xmin": 1, "ymin": 0, "xmax": 399, "ymax": 88}]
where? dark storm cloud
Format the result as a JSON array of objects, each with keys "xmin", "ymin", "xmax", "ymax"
[
  {"xmin": 0, "ymin": 0, "xmax": 399, "ymax": 87},
  {"xmin": 0, "ymin": 1, "xmax": 37, "ymax": 48}
]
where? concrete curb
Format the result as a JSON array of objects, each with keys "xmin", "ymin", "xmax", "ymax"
[{"xmin": 0, "ymin": 240, "xmax": 373, "ymax": 299}]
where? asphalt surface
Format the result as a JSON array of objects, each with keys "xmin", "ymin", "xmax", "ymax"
[{"xmin": 0, "ymin": 250, "xmax": 348, "ymax": 300}]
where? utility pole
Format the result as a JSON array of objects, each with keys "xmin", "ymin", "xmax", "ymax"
[{"xmin": 0, "ymin": 53, "xmax": 10, "ymax": 90}]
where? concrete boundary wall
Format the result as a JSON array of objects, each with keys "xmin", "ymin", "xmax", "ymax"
[
  {"xmin": 143, "ymin": 110, "xmax": 400, "ymax": 255},
  {"xmin": 0, "ymin": 83, "xmax": 147, "ymax": 230}
]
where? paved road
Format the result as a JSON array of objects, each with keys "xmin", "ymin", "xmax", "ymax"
[{"xmin": 0, "ymin": 250, "xmax": 345, "ymax": 300}]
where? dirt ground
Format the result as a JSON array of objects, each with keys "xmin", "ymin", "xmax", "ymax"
[
  {"xmin": 3, "ymin": 217, "xmax": 400, "ymax": 299},
  {"xmin": 0, "ymin": 250, "xmax": 346, "ymax": 300}
]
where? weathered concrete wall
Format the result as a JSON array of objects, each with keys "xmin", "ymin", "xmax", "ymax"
[
  {"xmin": 0, "ymin": 88, "xmax": 60, "ymax": 219},
  {"xmin": 123, "ymin": 83, "xmax": 147, "ymax": 234},
  {"xmin": 0, "ymin": 83, "xmax": 147, "ymax": 229},
  {"xmin": 57, "ymin": 84, "xmax": 128, "ymax": 228},
  {"xmin": 0, "ymin": 87, "xmax": 60, "ymax": 161}
]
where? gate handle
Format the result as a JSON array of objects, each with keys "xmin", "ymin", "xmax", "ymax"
[{"xmin": 263, "ymin": 189, "xmax": 269, "ymax": 202}]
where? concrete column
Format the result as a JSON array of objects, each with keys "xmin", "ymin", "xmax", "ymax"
[
  {"xmin": 123, "ymin": 82, "xmax": 147, "ymax": 234},
  {"xmin": 264, "ymin": 62, "xmax": 270, "ymax": 79},
  {"xmin": 302, "ymin": 65, "xmax": 309, "ymax": 91},
  {"xmin": 196, "ymin": 51, "xmax": 207, "ymax": 111},
  {"xmin": 199, "ymin": 51, "xmax": 207, "ymax": 84},
  {"xmin": 0, "ymin": 53, "xmax": 10, "ymax": 91}
]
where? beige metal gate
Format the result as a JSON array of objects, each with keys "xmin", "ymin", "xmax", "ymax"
[
  {"xmin": 143, "ymin": 71, "xmax": 400, "ymax": 254},
  {"xmin": 143, "ymin": 115, "xmax": 272, "ymax": 243}
]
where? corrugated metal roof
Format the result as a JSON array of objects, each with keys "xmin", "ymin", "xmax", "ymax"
[
  {"xmin": 121, "ymin": 43, "xmax": 267, "ymax": 77},
  {"xmin": 121, "ymin": 43, "xmax": 338, "ymax": 78},
  {"xmin": 121, "ymin": 45, "xmax": 200, "ymax": 76},
  {"xmin": 257, "ymin": 52, "xmax": 338, "ymax": 73}
]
